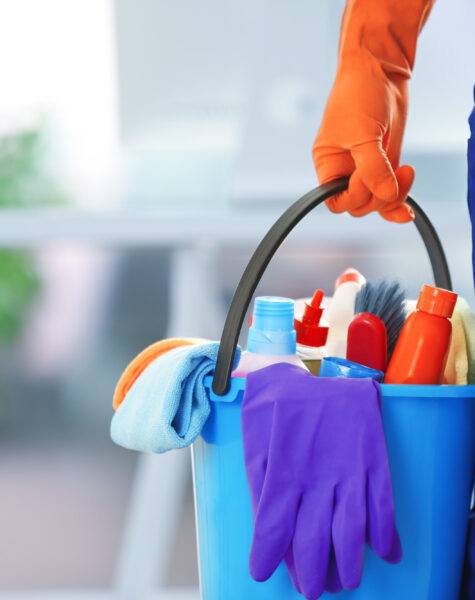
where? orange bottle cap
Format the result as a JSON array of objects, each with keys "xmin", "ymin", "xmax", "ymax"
[{"xmin": 416, "ymin": 285, "xmax": 458, "ymax": 318}]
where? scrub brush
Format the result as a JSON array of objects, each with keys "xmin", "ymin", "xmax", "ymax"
[{"xmin": 351, "ymin": 280, "xmax": 407, "ymax": 363}]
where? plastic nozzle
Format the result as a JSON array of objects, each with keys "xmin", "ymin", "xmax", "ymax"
[{"xmin": 294, "ymin": 289, "xmax": 329, "ymax": 348}]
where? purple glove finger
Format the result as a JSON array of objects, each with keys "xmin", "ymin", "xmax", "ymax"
[
  {"xmin": 367, "ymin": 468, "xmax": 402, "ymax": 562},
  {"xmin": 250, "ymin": 485, "xmax": 300, "ymax": 582},
  {"xmin": 243, "ymin": 378, "xmax": 303, "ymax": 591},
  {"xmin": 242, "ymin": 394, "xmax": 274, "ymax": 513},
  {"xmin": 332, "ymin": 481, "xmax": 367, "ymax": 590},
  {"xmin": 284, "ymin": 544, "xmax": 302, "ymax": 594},
  {"xmin": 325, "ymin": 545, "xmax": 343, "ymax": 594},
  {"xmin": 292, "ymin": 489, "xmax": 333, "ymax": 600}
]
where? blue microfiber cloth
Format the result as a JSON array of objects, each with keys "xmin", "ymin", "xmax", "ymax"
[{"xmin": 110, "ymin": 342, "xmax": 241, "ymax": 453}]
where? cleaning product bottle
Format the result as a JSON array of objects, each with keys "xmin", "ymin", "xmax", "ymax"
[
  {"xmin": 294, "ymin": 289, "xmax": 329, "ymax": 375},
  {"xmin": 232, "ymin": 296, "xmax": 308, "ymax": 377},
  {"xmin": 384, "ymin": 285, "xmax": 458, "ymax": 385},
  {"xmin": 325, "ymin": 268, "xmax": 366, "ymax": 358}
]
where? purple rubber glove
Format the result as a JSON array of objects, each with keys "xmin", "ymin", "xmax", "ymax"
[{"xmin": 242, "ymin": 363, "xmax": 401, "ymax": 599}]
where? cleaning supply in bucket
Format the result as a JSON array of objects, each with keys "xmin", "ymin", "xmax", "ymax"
[
  {"xmin": 443, "ymin": 305, "xmax": 468, "ymax": 385},
  {"xmin": 319, "ymin": 356, "xmax": 384, "ymax": 381},
  {"xmin": 325, "ymin": 268, "xmax": 366, "ymax": 358},
  {"xmin": 347, "ymin": 312, "xmax": 387, "ymax": 372},
  {"xmin": 111, "ymin": 341, "xmax": 241, "ymax": 453},
  {"xmin": 456, "ymin": 297, "xmax": 475, "ymax": 383},
  {"xmin": 385, "ymin": 285, "xmax": 458, "ymax": 384},
  {"xmin": 353, "ymin": 279, "xmax": 407, "ymax": 360},
  {"xmin": 294, "ymin": 289, "xmax": 329, "ymax": 375},
  {"xmin": 232, "ymin": 296, "xmax": 307, "ymax": 377},
  {"xmin": 241, "ymin": 363, "xmax": 401, "ymax": 599}
]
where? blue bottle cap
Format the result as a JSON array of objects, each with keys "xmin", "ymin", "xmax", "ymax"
[{"xmin": 247, "ymin": 296, "xmax": 296, "ymax": 355}]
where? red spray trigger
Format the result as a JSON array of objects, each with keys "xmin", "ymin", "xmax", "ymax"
[{"xmin": 294, "ymin": 290, "xmax": 329, "ymax": 348}]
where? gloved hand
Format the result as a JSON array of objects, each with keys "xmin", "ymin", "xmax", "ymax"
[
  {"xmin": 313, "ymin": 0, "xmax": 435, "ymax": 224},
  {"xmin": 242, "ymin": 363, "xmax": 401, "ymax": 600}
]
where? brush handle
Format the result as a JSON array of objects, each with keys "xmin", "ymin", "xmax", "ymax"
[{"xmin": 212, "ymin": 177, "xmax": 452, "ymax": 396}]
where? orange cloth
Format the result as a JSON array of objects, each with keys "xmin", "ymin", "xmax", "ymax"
[
  {"xmin": 314, "ymin": 0, "xmax": 435, "ymax": 223},
  {"xmin": 113, "ymin": 337, "xmax": 208, "ymax": 410}
]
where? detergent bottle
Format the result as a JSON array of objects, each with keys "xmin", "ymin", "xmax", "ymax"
[
  {"xmin": 294, "ymin": 289, "xmax": 329, "ymax": 375},
  {"xmin": 385, "ymin": 285, "xmax": 458, "ymax": 384},
  {"xmin": 325, "ymin": 268, "xmax": 366, "ymax": 358},
  {"xmin": 232, "ymin": 296, "xmax": 308, "ymax": 377}
]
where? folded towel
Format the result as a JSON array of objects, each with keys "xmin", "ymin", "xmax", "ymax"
[
  {"xmin": 111, "ymin": 342, "xmax": 241, "ymax": 453},
  {"xmin": 113, "ymin": 337, "xmax": 208, "ymax": 410},
  {"xmin": 456, "ymin": 298, "xmax": 475, "ymax": 384},
  {"xmin": 443, "ymin": 304, "xmax": 468, "ymax": 385}
]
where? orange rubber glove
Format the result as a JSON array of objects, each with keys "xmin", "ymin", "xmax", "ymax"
[
  {"xmin": 313, "ymin": 0, "xmax": 435, "ymax": 223},
  {"xmin": 113, "ymin": 337, "xmax": 208, "ymax": 410}
]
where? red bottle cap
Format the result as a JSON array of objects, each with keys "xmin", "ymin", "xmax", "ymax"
[
  {"xmin": 334, "ymin": 268, "xmax": 366, "ymax": 292},
  {"xmin": 294, "ymin": 290, "xmax": 329, "ymax": 348},
  {"xmin": 416, "ymin": 285, "xmax": 458, "ymax": 318}
]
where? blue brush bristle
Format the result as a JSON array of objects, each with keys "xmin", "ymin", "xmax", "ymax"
[{"xmin": 355, "ymin": 279, "xmax": 407, "ymax": 359}]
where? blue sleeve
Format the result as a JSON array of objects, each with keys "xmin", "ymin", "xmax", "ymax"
[{"xmin": 468, "ymin": 86, "xmax": 475, "ymax": 289}]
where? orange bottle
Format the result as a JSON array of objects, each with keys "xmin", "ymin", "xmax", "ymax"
[{"xmin": 384, "ymin": 285, "xmax": 458, "ymax": 385}]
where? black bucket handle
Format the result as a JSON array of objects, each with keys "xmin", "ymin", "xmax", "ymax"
[{"xmin": 212, "ymin": 177, "xmax": 452, "ymax": 396}]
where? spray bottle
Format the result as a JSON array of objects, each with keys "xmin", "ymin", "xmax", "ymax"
[
  {"xmin": 325, "ymin": 268, "xmax": 366, "ymax": 358},
  {"xmin": 294, "ymin": 290, "xmax": 329, "ymax": 375}
]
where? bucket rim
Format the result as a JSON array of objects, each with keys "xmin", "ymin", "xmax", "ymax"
[
  {"xmin": 204, "ymin": 376, "xmax": 475, "ymax": 401},
  {"xmin": 381, "ymin": 383, "xmax": 475, "ymax": 398}
]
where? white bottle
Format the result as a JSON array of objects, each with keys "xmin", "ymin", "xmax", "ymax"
[
  {"xmin": 324, "ymin": 268, "xmax": 366, "ymax": 358},
  {"xmin": 232, "ymin": 296, "xmax": 308, "ymax": 377}
]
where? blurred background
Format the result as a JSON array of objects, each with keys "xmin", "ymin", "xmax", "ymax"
[{"xmin": 0, "ymin": 0, "xmax": 474, "ymax": 598}]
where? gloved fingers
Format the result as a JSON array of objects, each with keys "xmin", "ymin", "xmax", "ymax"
[
  {"xmin": 312, "ymin": 144, "xmax": 355, "ymax": 187},
  {"xmin": 350, "ymin": 163, "xmax": 414, "ymax": 219},
  {"xmin": 348, "ymin": 187, "xmax": 389, "ymax": 218},
  {"xmin": 381, "ymin": 525, "xmax": 403, "ymax": 564},
  {"xmin": 325, "ymin": 169, "xmax": 372, "ymax": 215},
  {"xmin": 241, "ymin": 399, "xmax": 275, "ymax": 513},
  {"xmin": 284, "ymin": 545, "xmax": 302, "ymax": 595},
  {"xmin": 249, "ymin": 487, "xmax": 300, "ymax": 582},
  {"xmin": 367, "ymin": 470, "xmax": 402, "ymax": 563},
  {"xmin": 378, "ymin": 164, "xmax": 415, "ymax": 223},
  {"xmin": 292, "ymin": 490, "xmax": 333, "ymax": 599},
  {"xmin": 325, "ymin": 545, "xmax": 343, "ymax": 594},
  {"xmin": 350, "ymin": 140, "xmax": 399, "ymax": 204},
  {"xmin": 331, "ymin": 483, "xmax": 366, "ymax": 590},
  {"xmin": 379, "ymin": 203, "xmax": 414, "ymax": 223},
  {"xmin": 313, "ymin": 147, "xmax": 367, "ymax": 215}
]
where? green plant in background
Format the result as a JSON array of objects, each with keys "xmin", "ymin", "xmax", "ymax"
[
  {"xmin": 0, "ymin": 125, "xmax": 67, "ymax": 343},
  {"xmin": 0, "ymin": 250, "xmax": 39, "ymax": 344}
]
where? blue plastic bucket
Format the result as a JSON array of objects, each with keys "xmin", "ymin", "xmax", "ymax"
[
  {"xmin": 192, "ymin": 378, "xmax": 475, "ymax": 600},
  {"xmin": 192, "ymin": 182, "xmax": 472, "ymax": 598}
]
